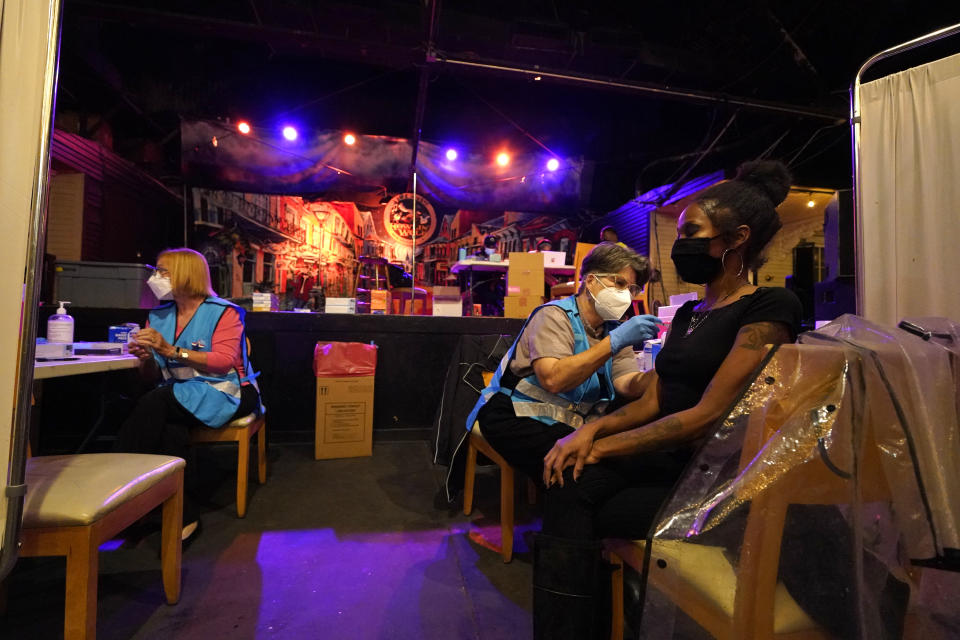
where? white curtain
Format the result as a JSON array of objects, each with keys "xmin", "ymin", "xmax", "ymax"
[
  {"xmin": 859, "ymin": 51, "xmax": 960, "ymax": 325},
  {"xmin": 0, "ymin": 0, "xmax": 61, "ymax": 559}
]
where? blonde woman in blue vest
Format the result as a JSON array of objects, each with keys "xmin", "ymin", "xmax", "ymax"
[{"xmin": 116, "ymin": 248, "xmax": 260, "ymax": 543}]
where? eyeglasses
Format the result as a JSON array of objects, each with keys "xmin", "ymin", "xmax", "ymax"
[
  {"xmin": 592, "ymin": 273, "xmax": 642, "ymax": 297},
  {"xmin": 147, "ymin": 264, "xmax": 170, "ymax": 278}
]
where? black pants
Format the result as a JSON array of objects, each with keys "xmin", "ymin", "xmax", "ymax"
[
  {"xmin": 114, "ymin": 383, "xmax": 260, "ymax": 520},
  {"xmin": 477, "ymin": 393, "xmax": 688, "ymax": 540}
]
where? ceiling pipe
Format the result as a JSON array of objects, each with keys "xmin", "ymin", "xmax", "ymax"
[{"xmin": 432, "ymin": 55, "xmax": 847, "ymax": 123}]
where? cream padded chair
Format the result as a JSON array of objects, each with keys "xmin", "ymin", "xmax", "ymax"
[{"xmin": 19, "ymin": 453, "xmax": 184, "ymax": 640}]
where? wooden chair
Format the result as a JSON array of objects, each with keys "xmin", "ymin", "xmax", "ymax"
[
  {"xmin": 19, "ymin": 453, "xmax": 184, "ymax": 640},
  {"xmin": 390, "ymin": 286, "xmax": 428, "ymax": 314},
  {"xmin": 189, "ymin": 339, "xmax": 267, "ymax": 518},
  {"xmin": 549, "ymin": 281, "xmax": 576, "ymax": 300},
  {"xmin": 605, "ymin": 345, "xmax": 893, "ymax": 640},
  {"xmin": 573, "ymin": 242, "xmax": 598, "ymax": 285},
  {"xmin": 190, "ymin": 411, "xmax": 266, "ymax": 518},
  {"xmin": 463, "ymin": 371, "xmax": 536, "ymax": 563}
]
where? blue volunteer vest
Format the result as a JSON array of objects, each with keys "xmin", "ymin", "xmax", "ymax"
[
  {"xmin": 150, "ymin": 297, "xmax": 258, "ymax": 428},
  {"xmin": 465, "ymin": 296, "xmax": 615, "ymax": 431}
]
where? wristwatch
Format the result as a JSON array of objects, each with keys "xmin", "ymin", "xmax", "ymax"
[{"xmin": 176, "ymin": 346, "xmax": 189, "ymax": 361}]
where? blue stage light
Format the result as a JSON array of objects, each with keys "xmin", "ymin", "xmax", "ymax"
[
  {"xmin": 445, "ymin": 148, "xmax": 458, "ymax": 161},
  {"xmin": 282, "ymin": 126, "xmax": 298, "ymax": 141},
  {"xmin": 546, "ymin": 158, "xmax": 560, "ymax": 171}
]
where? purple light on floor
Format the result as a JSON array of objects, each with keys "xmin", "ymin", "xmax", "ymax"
[
  {"xmin": 445, "ymin": 148, "xmax": 458, "ymax": 161},
  {"xmin": 546, "ymin": 158, "xmax": 560, "ymax": 171},
  {"xmin": 282, "ymin": 126, "xmax": 298, "ymax": 141}
]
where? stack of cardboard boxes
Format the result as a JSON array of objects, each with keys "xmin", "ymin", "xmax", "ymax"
[
  {"xmin": 432, "ymin": 286, "xmax": 462, "ymax": 316},
  {"xmin": 503, "ymin": 252, "xmax": 546, "ymax": 318}
]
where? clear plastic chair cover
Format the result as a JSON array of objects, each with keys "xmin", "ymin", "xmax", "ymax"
[{"xmin": 633, "ymin": 315, "xmax": 960, "ymax": 639}]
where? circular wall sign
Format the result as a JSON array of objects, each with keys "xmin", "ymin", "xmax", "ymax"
[{"xmin": 382, "ymin": 193, "xmax": 437, "ymax": 245}]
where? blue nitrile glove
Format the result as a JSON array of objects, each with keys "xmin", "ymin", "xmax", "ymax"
[{"xmin": 608, "ymin": 315, "xmax": 662, "ymax": 353}]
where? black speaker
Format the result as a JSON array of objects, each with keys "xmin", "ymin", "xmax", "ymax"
[
  {"xmin": 815, "ymin": 276, "xmax": 856, "ymax": 322},
  {"xmin": 787, "ymin": 243, "xmax": 821, "ymax": 329},
  {"xmin": 823, "ymin": 189, "xmax": 855, "ymax": 280}
]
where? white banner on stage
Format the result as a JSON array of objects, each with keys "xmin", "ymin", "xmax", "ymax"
[{"xmin": 859, "ymin": 52, "xmax": 960, "ymax": 325}]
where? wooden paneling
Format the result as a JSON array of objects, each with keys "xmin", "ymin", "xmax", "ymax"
[
  {"xmin": 46, "ymin": 173, "xmax": 84, "ymax": 261},
  {"xmin": 50, "ymin": 130, "xmax": 183, "ymax": 262}
]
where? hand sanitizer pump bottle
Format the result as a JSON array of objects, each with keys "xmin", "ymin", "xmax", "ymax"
[{"xmin": 47, "ymin": 301, "xmax": 75, "ymax": 343}]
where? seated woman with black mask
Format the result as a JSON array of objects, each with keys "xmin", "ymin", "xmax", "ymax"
[{"xmin": 537, "ymin": 160, "xmax": 802, "ymax": 639}]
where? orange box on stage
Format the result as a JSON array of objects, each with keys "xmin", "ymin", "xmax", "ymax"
[{"xmin": 370, "ymin": 289, "xmax": 388, "ymax": 314}]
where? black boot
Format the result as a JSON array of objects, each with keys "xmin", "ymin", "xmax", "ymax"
[{"xmin": 533, "ymin": 533, "xmax": 611, "ymax": 640}]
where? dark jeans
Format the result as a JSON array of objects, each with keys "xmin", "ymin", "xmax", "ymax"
[
  {"xmin": 114, "ymin": 383, "xmax": 260, "ymax": 521},
  {"xmin": 477, "ymin": 393, "xmax": 687, "ymax": 540}
]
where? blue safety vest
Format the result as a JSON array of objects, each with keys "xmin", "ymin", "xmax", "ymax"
[
  {"xmin": 150, "ymin": 297, "xmax": 260, "ymax": 428},
  {"xmin": 465, "ymin": 296, "xmax": 615, "ymax": 431}
]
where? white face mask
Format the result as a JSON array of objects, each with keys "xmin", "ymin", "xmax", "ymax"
[
  {"xmin": 589, "ymin": 275, "xmax": 633, "ymax": 321},
  {"xmin": 147, "ymin": 273, "xmax": 174, "ymax": 300}
]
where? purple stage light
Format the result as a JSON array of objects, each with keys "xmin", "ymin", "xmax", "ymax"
[
  {"xmin": 282, "ymin": 126, "xmax": 298, "ymax": 141},
  {"xmin": 546, "ymin": 158, "xmax": 560, "ymax": 171},
  {"xmin": 445, "ymin": 148, "xmax": 458, "ymax": 161}
]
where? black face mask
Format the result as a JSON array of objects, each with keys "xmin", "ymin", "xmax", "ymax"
[{"xmin": 671, "ymin": 236, "xmax": 723, "ymax": 284}]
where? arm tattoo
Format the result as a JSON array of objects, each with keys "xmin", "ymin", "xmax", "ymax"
[
  {"xmin": 737, "ymin": 322, "xmax": 789, "ymax": 351},
  {"xmin": 657, "ymin": 415, "xmax": 683, "ymax": 434}
]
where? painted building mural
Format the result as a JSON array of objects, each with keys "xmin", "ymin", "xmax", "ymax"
[{"xmin": 188, "ymin": 188, "xmax": 584, "ymax": 309}]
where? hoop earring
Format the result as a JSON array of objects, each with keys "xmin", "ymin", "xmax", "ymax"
[{"xmin": 721, "ymin": 249, "xmax": 745, "ymax": 278}]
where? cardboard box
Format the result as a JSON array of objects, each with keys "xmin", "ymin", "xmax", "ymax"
[
  {"xmin": 507, "ymin": 252, "xmax": 545, "ymax": 297},
  {"xmin": 433, "ymin": 301, "xmax": 462, "ymax": 317},
  {"xmin": 325, "ymin": 297, "xmax": 356, "ymax": 314},
  {"xmin": 315, "ymin": 375, "xmax": 375, "ymax": 459},
  {"xmin": 370, "ymin": 289, "xmax": 388, "ymax": 314},
  {"xmin": 504, "ymin": 294, "xmax": 539, "ymax": 318},
  {"xmin": 431, "ymin": 286, "xmax": 461, "ymax": 316},
  {"xmin": 252, "ymin": 292, "xmax": 279, "ymax": 312}
]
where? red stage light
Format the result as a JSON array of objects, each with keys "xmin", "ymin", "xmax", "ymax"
[
  {"xmin": 237, "ymin": 121, "xmax": 251, "ymax": 135},
  {"xmin": 496, "ymin": 152, "xmax": 510, "ymax": 167},
  {"xmin": 344, "ymin": 133, "xmax": 357, "ymax": 145}
]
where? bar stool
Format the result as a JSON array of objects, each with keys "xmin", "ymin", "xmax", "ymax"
[
  {"xmin": 354, "ymin": 256, "xmax": 390, "ymax": 296},
  {"xmin": 391, "ymin": 287, "xmax": 428, "ymax": 314}
]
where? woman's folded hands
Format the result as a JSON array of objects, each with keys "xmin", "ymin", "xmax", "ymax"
[{"xmin": 543, "ymin": 424, "xmax": 601, "ymax": 487}]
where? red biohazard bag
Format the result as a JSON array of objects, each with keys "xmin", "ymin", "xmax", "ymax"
[{"xmin": 312, "ymin": 341, "xmax": 378, "ymax": 377}]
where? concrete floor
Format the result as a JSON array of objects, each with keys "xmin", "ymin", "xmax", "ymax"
[{"xmin": 2, "ymin": 441, "xmax": 540, "ymax": 639}]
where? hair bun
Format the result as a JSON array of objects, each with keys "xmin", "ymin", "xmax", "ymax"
[{"xmin": 734, "ymin": 160, "xmax": 791, "ymax": 206}]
